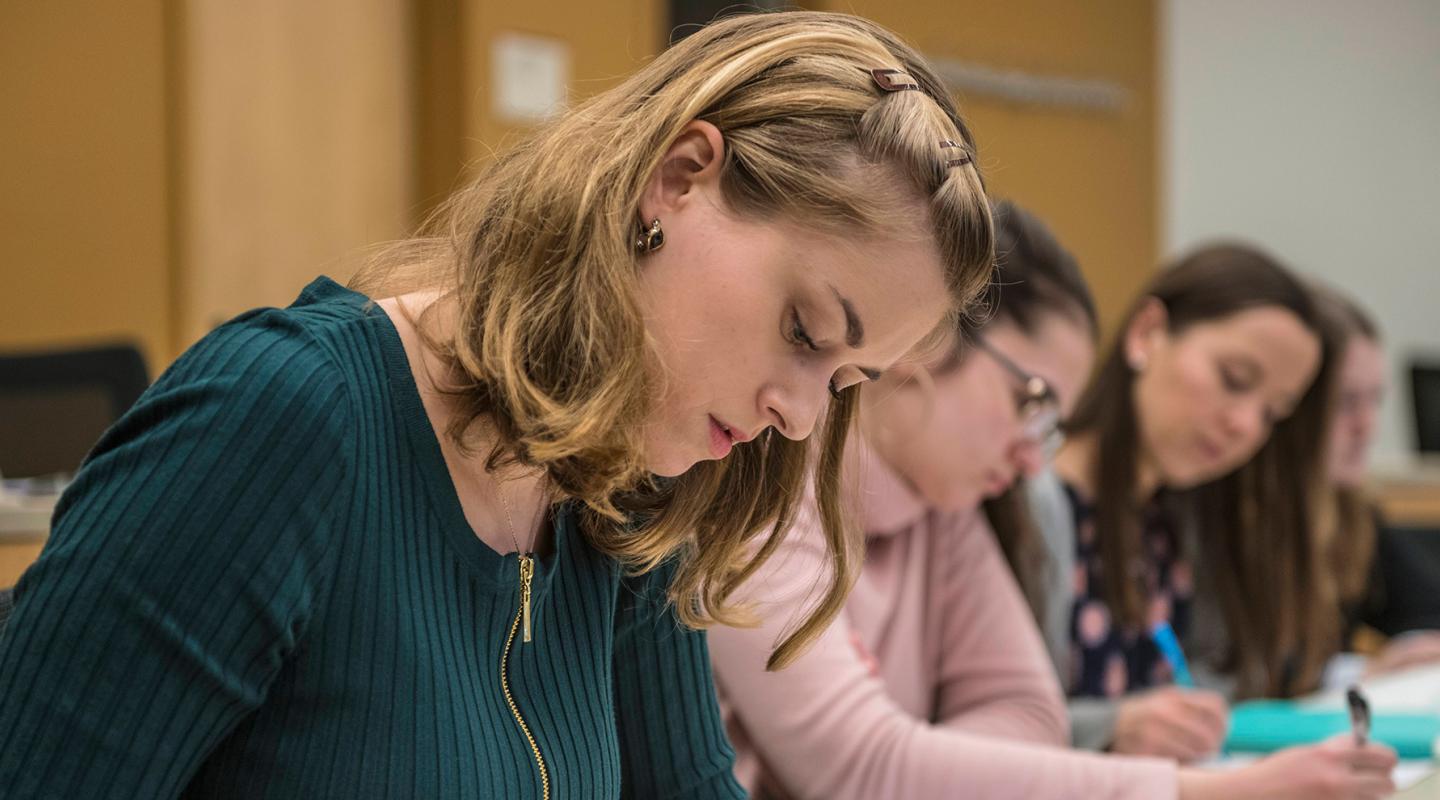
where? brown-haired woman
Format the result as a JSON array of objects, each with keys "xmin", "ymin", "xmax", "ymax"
[
  {"xmin": 1027, "ymin": 244, "xmax": 1346, "ymax": 760},
  {"xmin": 1313, "ymin": 285, "xmax": 1440, "ymax": 679},
  {"xmin": 714, "ymin": 213, "xmax": 1396, "ymax": 800},
  {"xmin": 0, "ymin": 12, "xmax": 994, "ymax": 798}
]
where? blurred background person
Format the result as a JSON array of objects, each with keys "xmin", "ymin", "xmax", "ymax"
[
  {"xmin": 710, "ymin": 205, "xmax": 1396, "ymax": 800},
  {"xmin": 1031, "ymin": 245, "xmax": 1336, "ymax": 759},
  {"xmin": 1312, "ymin": 285, "xmax": 1440, "ymax": 681}
]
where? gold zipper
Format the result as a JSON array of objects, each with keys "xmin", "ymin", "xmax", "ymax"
[
  {"xmin": 501, "ymin": 553, "xmax": 549, "ymax": 799},
  {"xmin": 521, "ymin": 555, "xmax": 534, "ymax": 643}
]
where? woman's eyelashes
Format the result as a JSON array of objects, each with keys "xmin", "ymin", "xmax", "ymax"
[
  {"xmin": 1219, "ymin": 362, "xmax": 1255, "ymax": 394},
  {"xmin": 1217, "ymin": 360, "xmax": 1289, "ymax": 426},
  {"xmin": 1216, "ymin": 360, "xmax": 1293, "ymax": 425},
  {"xmin": 828, "ymin": 367, "xmax": 883, "ymax": 398},
  {"xmin": 790, "ymin": 308, "xmax": 821, "ymax": 352},
  {"xmin": 789, "ymin": 307, "xmax": 879, "ymax": 399},
  {"xmin": 827, "ymin": 375, "xmax": 861, "ymax": 398}
]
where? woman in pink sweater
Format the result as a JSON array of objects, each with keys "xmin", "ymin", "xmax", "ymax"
[{"xmin": 707, "ymin": 202, "xmax": 1398, "ymax": 800}]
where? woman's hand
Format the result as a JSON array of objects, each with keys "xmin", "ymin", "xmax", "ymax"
[
  {"xmin": 1179, "ymin": 735, "xmax": 1398, "ymax": 800},
  {"xmin": 1365, "ymin": 631, "xmax": 1440, "ymax": 678},
  {"xmin": 1111, "ymin": 687, "xmax": 1229, "ymax": 762}
]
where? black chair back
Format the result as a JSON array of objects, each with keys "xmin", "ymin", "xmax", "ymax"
[
  {"xmin": 0, "ymin": 586, "xmax": 13, "ymax": 633},
  {"xmin": 1372, "ymin": 524, "xmax": 1440, "ymax": 635},
  {"xmin": 1413, "ymin": 360, "xmax": 1440, "ymax": 454},
  {"xmin": 0, "ymin": 342, "xmax": 149, "ymax": 478}
]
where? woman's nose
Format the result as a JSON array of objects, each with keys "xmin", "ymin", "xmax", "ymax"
[{"xmin": 759, "ymin": 369, "xmax": 829, "ymax": 441}]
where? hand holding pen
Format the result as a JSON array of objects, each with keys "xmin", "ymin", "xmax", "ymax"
[{"xmin": 1109, "ymin": 621, "xmax": 1232, "ymax": 762}]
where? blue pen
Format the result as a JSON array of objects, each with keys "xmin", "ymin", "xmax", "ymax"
[{"xmin": 1151, "ymin": 621, "xmax": 1196, "ymax": 688}]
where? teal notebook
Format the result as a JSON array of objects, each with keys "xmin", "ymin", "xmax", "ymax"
[{"xmin": 1226, "ymin": 700, "xmax": 1440, "ymax": 759}]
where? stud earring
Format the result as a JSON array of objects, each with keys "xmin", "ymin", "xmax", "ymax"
[
  {"xmin": 635, "ymin": 218, "xmax": 664, "ymax": 255},
  {"xmin": 1129, "ymin": 352, "xmax": 1148, "ymax": 372}
]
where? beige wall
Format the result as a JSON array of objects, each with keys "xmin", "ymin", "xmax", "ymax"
[
  {"xmin": 0, "ymin": 2, "xmax": 172, "ymax": 369},
  {"xmin": 174, "ymin": 0, "xmax": 415, "ymax": 348}
]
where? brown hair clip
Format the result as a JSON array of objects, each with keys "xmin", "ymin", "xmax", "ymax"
[
  {"xmin": 871, "ymin": 68, "xmax": 921, "ymax": 93},
  {"xmin": 940, "ymin": 139, "xmax": 972, "ymax": 167}
]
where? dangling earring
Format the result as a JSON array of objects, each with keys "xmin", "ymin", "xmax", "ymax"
[{"xmin": 635, "ymin": 218, "xmax": 664, "ymax": 255}]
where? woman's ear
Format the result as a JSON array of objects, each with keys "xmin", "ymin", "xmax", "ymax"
[
  {"xmin": 638, "ymin": 120, "xmax": 726, "ymax": 222},
  {"xmin": 860, "ymin": 362, "xmax": 937, "ymax": 448},
  {"xmin": 1123, "ymin": 297, "xmax": 1169, "ymax": 373}
]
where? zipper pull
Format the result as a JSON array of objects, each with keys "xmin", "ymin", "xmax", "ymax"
[{"xmin": 519, "ymin": 554, "xmax": 534, "ymax": 643}]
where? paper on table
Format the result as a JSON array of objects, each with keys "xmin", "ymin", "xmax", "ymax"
[
  {"xmin": 1399, "ymin": 762, "xmax": 1439, "ymax": 790},
  {"xmin": 1200, "ymin": 756, "xmax": 1434, "ymax": 790},
  {"xmin": 1303, "ymin": 663, "xmax": 1440, "ymax": 713}
]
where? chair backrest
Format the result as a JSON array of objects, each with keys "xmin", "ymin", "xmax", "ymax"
[
  {"xmin": 1414, "ymin": 360, "xmax": 1440, "ymax": 454},
  {"xmin": 1372, "ymin": 524, "xmax": 1440, "ymax": 634},
  {"xmin": 0, "ymin": 342, "xmax": 149, "ymax": 478}
]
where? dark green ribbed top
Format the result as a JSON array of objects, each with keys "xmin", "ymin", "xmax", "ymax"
[{"xmin": 0, "ymin": 278, "xmax": 744, "ymax": 799}]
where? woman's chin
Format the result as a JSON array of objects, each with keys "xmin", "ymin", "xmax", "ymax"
[
  {"xmin": 932, "ymin": 484, "xmax": 985, "ymax": 514},
  {"xmin": 647, "ymin": 457, "xmax": 696, "ymax": 479}
]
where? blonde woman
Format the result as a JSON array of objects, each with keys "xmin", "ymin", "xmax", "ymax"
[{"xmin": 0, "ymin": 12, "xmax": 994, "ymax": 798}]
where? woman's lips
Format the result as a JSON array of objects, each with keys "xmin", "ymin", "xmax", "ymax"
[
  {"xmin": 708, "ymin": 415, "xmax": 735, "ymax": 459},
  {"xmin": 1196, "ymin": 435, "xmax": 1225, "ymax": 463}
]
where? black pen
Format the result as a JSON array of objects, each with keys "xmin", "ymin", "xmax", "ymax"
[{"xmin": 1346, "ymin": 685, "xmax": 1371, "ymax": 747}]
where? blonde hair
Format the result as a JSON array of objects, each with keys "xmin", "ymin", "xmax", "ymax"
[{"xmin": 350, "ymin": 11, "xmax": 995, "ymax": 669}]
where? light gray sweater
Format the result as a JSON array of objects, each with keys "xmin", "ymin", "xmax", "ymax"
[{"xmin": 1024, "ymin": 469, "xmax": 1236, "ymax": 751}]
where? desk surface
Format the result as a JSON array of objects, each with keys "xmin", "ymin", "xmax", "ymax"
[
  {"xmin": 0, "ymin": 501, "xmax": 53, "ymax": 539},
  {"xmin": 1372, "ymin": 459, "xmax": 1440, "ymax": 527},
  {"xmin": 0, "ymin": 495, "xmax": 54, "ymax": 585},
  {"xmin": 1400, "ymin": 768, "xmax": 1440, "ymax": 799}
]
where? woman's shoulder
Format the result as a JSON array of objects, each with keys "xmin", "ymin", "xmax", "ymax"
[
  {"xmin": 93, "ymin": 277, "xmax": 380, "ymax": 479},
  {"xmin": 202, "ymin": 276, "xmax": 381, "ymax": 371},
  {"xmin": 157, "ymin": 277, "xmax": 386, "ymax": 409}
]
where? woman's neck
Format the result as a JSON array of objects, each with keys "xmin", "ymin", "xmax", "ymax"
[
  {"xmin": 378, "ymin": 290, "xmax": 554, "ymax": 557},
  {"xmin": 1052, "ymin": 432, "xmax": 1096, "ymax": 498},
  {"xmin": 1133, "ymin": 449, "xmax": 1164, "ymax": 503},
  {"xmin": 1053, "ymin": 430, "xmax": 1164, "ymax": 506}
]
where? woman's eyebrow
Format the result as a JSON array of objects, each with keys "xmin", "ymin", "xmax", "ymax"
[
  {"xmin": 822, "ymin": 285, "xmax": 886, "ymax": 377},
  {"xmin": 828, "ymin": 285, "xmax": 864, "ymax": 348}
]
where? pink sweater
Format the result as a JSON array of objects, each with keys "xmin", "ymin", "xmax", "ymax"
[{"xmin": 708, "ymin": 444, "xmax": 1179, "ymax": 799}]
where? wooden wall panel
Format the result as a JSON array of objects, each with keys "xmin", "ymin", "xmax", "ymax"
[
  {"xmin": 174, "ymin": 0, "xmax": 415, "ymax": 349},
  {"xmin": 0, "ymin": 2, "xmax": 171, "ymax": 370},
  {"xmin": 455, "ymin": 0, "xmax": 664, "ymax": 166}
]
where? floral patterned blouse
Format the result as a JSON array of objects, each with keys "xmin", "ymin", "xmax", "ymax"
[{"xmin": 1066, "ymin": 483, "xmax": 1195, "ymax": 698}]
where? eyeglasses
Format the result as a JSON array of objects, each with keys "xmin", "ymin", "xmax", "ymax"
[{"xmin": 972, "ymin": 336, "xmax": 1065, "ymax": 459}]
